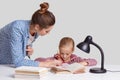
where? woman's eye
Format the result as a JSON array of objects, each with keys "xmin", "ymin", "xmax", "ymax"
[{"xmin": 46, "ymin": 31, "xmax": 50, "ymax": 33}]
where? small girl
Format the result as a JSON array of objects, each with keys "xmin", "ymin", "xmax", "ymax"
[{"xmin": 35, "ymin": 37, "xmax": 97, "ymax": 66}]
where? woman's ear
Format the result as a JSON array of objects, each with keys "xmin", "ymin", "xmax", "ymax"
[{"xmin": 34, "ymin": 24, "xmax": 41, "ymax": 31}]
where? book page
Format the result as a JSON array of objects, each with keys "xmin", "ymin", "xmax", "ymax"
[
  {"xmin": 63, "ymin": 63, "xmax": 85, "ymax": 72},
  {"xmin": 51, "ymin": 63, "xmax": 85, "ymax": 74}
]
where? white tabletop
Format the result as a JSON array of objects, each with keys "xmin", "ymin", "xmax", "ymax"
[{"xmin": 0, "ymin": 64, "xmax": 120, "ymax": 80}]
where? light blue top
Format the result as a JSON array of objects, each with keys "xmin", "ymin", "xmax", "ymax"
[{"xmin": 0, "ymin": 20, "xmax": 39, "ymax": 67}]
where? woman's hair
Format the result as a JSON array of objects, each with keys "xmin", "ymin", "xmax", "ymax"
[
  {"xmin": 31, "ymin": 2, "xmax": 55, "ymax": 29},
  {"xmin": 59, "ymin": 37, "xmax": 75, "ymax": 51}
]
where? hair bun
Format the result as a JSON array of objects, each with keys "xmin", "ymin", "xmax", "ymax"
[{"xmin": 39, "ymin": 2, "xmax": 49, "ymax": 14}]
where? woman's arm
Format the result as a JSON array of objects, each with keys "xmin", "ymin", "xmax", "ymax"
[
  {"xmin": 39, "ymin": 60, "xmax": 62, "ymax": 68},
  {"xmin": 10, "ymin": 21, "xmax": 39, "ymax": 67}
]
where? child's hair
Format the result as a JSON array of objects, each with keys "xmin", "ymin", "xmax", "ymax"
[
  {"xmin": 59, "ymin": 37, "xmax": 75, "ymax": 51},
  {"xmin": 31, "ymin": 2, "xmax": 55, "ymax": 29}
]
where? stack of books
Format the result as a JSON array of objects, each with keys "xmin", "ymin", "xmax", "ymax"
[{"xmin": 14, "ymin": 66, "xmax": 48, "ymax": 79}]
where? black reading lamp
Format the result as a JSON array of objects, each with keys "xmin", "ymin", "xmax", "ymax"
[{"xmin": 77, "ymin": 35, "xmax": 106, "ymax": 73}]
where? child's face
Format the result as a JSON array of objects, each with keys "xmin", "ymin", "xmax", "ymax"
[{"xmin": 59, "ymin": 45, "xmax": 73, "ymax": 62}]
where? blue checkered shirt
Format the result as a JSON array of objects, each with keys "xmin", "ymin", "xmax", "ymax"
[{"xmin": 0, "ymin": 20, "xmax": 39, "ymax": 67}]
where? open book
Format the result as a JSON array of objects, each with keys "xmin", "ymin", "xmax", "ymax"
[
  {"xmin": 15, "ymin": 66, "xmax": 48, "ymax": 79},
  {"xmin": 50, "ymin": 63, "xmax": 85, "ymax": 74}
]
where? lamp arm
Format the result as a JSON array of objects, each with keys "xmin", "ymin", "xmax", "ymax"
[{"xmin": 91, "ymin": 41, "xmax": 105, "ymax": 70}]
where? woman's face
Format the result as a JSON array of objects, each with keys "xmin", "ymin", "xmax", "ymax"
[{"xmin": 35, "ymin": 25, "xmax": 54, "ymax": 36}]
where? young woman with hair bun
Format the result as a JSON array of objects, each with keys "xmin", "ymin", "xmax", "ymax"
[{"xmin": 0, "ymin": 2, "xmax": 61, "ymax": 67}]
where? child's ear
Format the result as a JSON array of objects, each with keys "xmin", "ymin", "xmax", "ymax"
[{"xmin": 72, "ymin": 48, "xmax": 74, "ymax": 52}]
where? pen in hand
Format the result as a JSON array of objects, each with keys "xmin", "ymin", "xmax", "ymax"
[
  {"xmin": 26, "ymin": 45, "xmax": 34, "ymax": 59},
  {"xmin": 26, "ymin": 45, "xmax": 30, "ymax": 59}
]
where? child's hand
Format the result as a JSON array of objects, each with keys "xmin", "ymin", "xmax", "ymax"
[
  {"xmin": 54, "ymin": 54, "xmax": 63, "ymax": 62},
  {"xmin": 54, "ymin": 53, "xmax": 61, "ymax": 59},
  {"xmin": 26, "ymin": 45, "xmax": 34, "ymax": 56},
  {"xmin": 79, "ymin": 61, "xmax": 88, "ymax": 66},
  {"xmin": 54, "ymin": 60, "xmax": 63, "ymax": 66},
  {"xmin": 73, "ymin": 68, "xmax": 85, "ymax": 74}
]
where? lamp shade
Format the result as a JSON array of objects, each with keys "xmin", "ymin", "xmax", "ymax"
[
  {"xmin": 77, "ymin": 36, "xmax": 92, "ymax": 53},
  {"xmin": 77, "ymin": 42, "xmax": 90, "ymax": 53}
]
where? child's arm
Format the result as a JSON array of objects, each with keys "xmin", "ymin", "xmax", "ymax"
[
  {"xmin": 80, "ymin": 58, "xmax": 97, "ymax": 66},
  {"xmin": 79, "ymin": 61, "xmax": 88, "ymax": 66},
  {"xmin": 70, "ymin": 55, "xmax": 97, "ymax": 66}
]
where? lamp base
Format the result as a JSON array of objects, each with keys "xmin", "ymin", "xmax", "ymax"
[{"xmin": 89, "ymin": 68, "xmax": 106, "ymax": 73}]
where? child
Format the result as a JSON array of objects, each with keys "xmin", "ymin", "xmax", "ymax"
[{"xmin": 35, "ymin": 37, "xmax": 97, "ymax": 66}]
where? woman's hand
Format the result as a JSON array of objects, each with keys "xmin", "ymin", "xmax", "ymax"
[
  {"xmin": 39, "ymin": 60, "xmax": 62, "ymax": 68},
  {"xmin": 26, "ymin": 45, "xmax": 34, "ymax": 56}
]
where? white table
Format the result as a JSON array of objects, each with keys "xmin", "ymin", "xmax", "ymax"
[{"xmin": 0, "ymin": 65, "xmax": 120, "ymax": 80}]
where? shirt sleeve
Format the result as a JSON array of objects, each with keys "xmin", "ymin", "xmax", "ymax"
[
  {"xmin": 80, "ymin": 58, "xmax": 97, "ymax": 66},
  {"xmin": 71, "ymin": 57, "xmax": 97, "ymax": 66},
  {"xmin": 70, "ymin": 56, "xmax": 82, "ymax": 64},
  {"xmin": 70, "ymin": 54, "xmax": 97, "ymax": 66},
  {"xmin": 10, "ymin": 21, "xmax": 39, "ymax": 67}
]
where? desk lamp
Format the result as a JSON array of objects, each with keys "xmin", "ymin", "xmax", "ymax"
[{"xmin": 77, "ymin": 35, "xmax": 106, "ymax": 73}]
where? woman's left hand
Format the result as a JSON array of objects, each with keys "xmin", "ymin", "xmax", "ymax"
[{"xmin": 26, "ymin": 46, "xmax": 34, "ymax": 56}]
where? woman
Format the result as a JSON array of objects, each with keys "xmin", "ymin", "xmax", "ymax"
[{"xmin": 0, "ymin": 2, "xmax": 61, "ymax": 67}]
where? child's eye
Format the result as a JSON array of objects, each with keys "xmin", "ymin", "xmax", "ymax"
[
  {"xmin": 61, "ymin": 53, "xmax": 64, "ymax": 55},
  {"xmin": 66, "ymin": 54, "xmax": 69, "ymax": 55}
]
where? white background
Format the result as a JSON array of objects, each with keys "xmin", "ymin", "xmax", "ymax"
[{"xmin": 0, "ymin": 0, "xmax": 120, "ymax": 65}]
